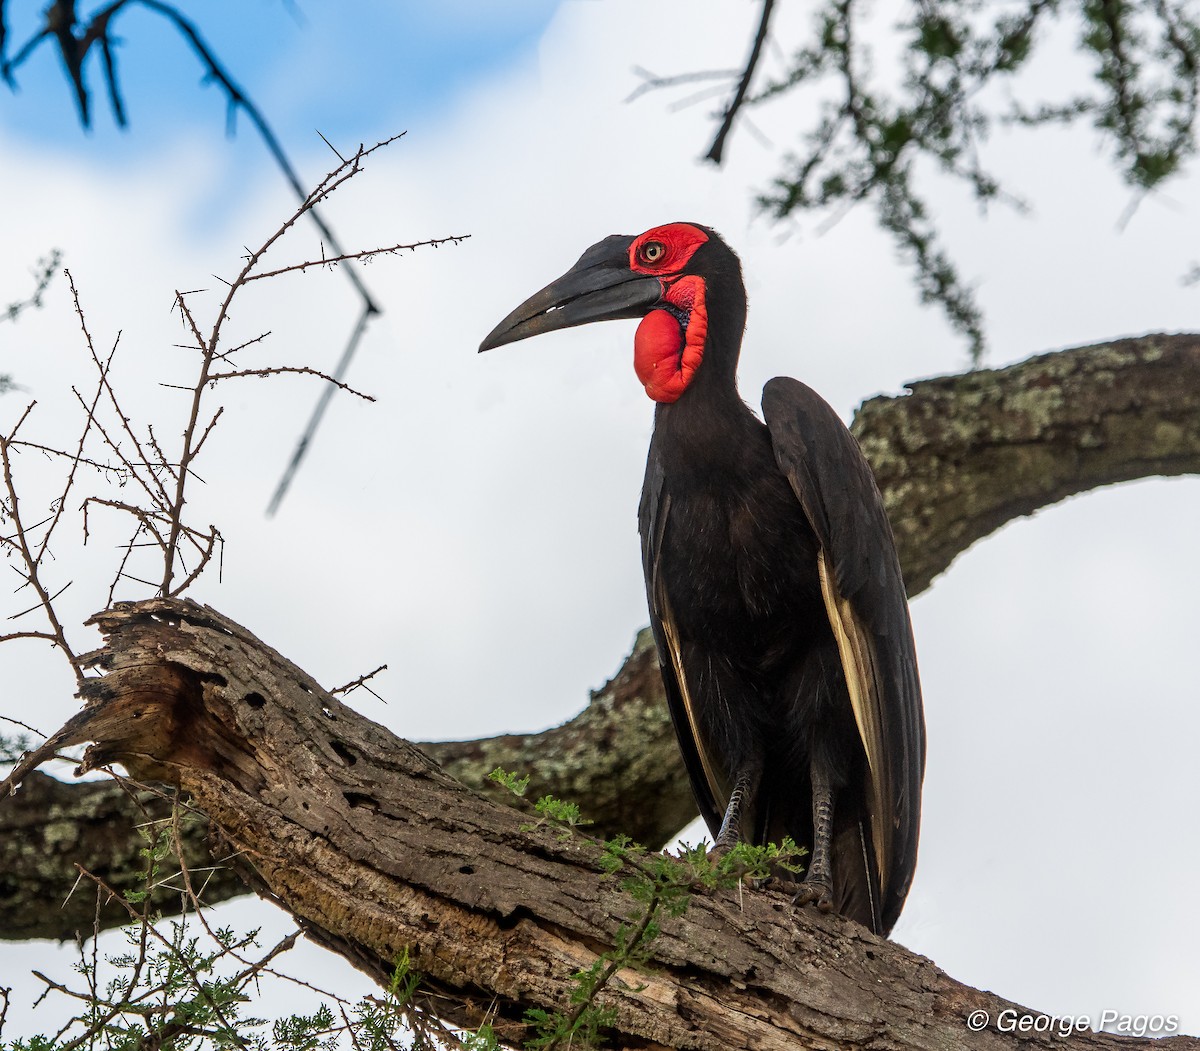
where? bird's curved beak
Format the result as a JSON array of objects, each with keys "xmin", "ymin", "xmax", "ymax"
[{"xmin": 478, "ymin": 234, "xmax": 662, "ymax": 352}]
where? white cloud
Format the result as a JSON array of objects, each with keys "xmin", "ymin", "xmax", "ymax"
[{"xmin": 2, "ymin": 0, "xmax": 1198, "ymax": 1037}]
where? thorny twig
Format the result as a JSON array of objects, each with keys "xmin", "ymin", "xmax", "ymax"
[
  {"xmin": 331, "ymin": 664, "xmax": 388, "ymax": 703},
  {"xmin": 244, "ymin": 235, "xmax": 469, "ymax": 285},
  {"xmin": 0, "ymin": 135, "xmax": 465, "ymax": 678},
  {"xmin": 0, "ymin": 713, "xmax": 47, "ymax": 739},
  {"xmin": 1, "ymin": 2, "xmax": 387, "ymax": 506},
  {"xmin": 206, "ymin": 366, "xmax": 375, "ymax": 401}
]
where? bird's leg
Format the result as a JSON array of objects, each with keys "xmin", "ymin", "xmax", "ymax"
[
  {"xmin": 794, "ymin": 768, "xmax": 836, "ymax": 912},
  {"xmin": 712, "ymin": 760, "xmax": 763, "ymax": 855}
]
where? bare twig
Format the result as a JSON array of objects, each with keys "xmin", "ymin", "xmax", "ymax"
[
  {"xmin": 207, "ymin": 366, "xmax": 376, "ymax": 401},
  {"xmin": 243, "ymin": 234, "xmax": 470, "ymax": 284},
  {"xmin": 1, "ymin": 2, "xmax": 393, "ymax": 506},
  {"xmin": 706, "ymin": 0, "xmax": 776, "ymax": 164},
  {"xmin": 0, "ymin": 630, "xmax": 60, "ymax": 645},
  {"xmin": 0, "ymin": 134, "xmax": 461, "ymax": 653},
  {"xmin": 0, "ymin": 410, "xmax": 82, "ymax": 681},
  {"xmin": 330, "ymin": 664, "xmax": 388, "ymax": 702}
]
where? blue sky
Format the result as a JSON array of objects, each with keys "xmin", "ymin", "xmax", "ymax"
[
  {"xmin": 0, "ymin": 1, "xmax": 561, "ymax": 152},
  {"xmin": 1, "ymin": 0, "xmax": 1199, "ymax": 1037}
]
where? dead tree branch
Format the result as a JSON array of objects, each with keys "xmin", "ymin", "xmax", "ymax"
[
  {"xmin": 3, "ymin": 598, "xmax": 1198, "ymax": 1050},
  {"xmin": 2, "ymin": 332, "xmax": 1197, "ymax": 946}
]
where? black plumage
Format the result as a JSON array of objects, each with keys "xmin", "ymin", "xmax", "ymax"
[{"xmin": 481, "ymin": 223, "xmax": 925, "ymax": 934}]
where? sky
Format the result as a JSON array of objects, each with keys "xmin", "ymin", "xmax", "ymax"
[{"xmin": 1, "ymin": 0, "xmax": 1199, "ymax": 1040}]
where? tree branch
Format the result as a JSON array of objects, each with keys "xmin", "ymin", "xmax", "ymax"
[
  {"xmin": 705, "ymin": 0, "xmax": 775, "ymax": 164},
  {"xmin": 2, "ymin": 333, "xmax": 1198, "ymax": 942},
  {"xmin": 0, "ymin": 1, "xmax": 387, "ymax": 511},
  {"xmin": 5, "ymin": 598, "xmax": 1199, "ymax": 1050},
  {"xmin": 861, "ymin": 331, "xmax": 1200, "ymax": 594}
]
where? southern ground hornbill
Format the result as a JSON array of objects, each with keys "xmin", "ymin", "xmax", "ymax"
[{"xmin": 480, "ymin": 223, "xmax": 925, "ymax": 935}]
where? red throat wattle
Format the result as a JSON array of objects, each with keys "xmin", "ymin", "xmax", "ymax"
[
  {"xmin": 634, "ymin": 276, "xmax": 708, "ymax": 403},
  {"xmin": 628, "ymin": 223, "xmax": 710, "ymax": 403}
]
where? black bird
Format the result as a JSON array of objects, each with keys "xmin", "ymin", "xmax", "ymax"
[{"xmin": 480, "ymin": 223, "xmax": 924, "ymax": 934}]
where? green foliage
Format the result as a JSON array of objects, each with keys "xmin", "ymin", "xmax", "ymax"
[
  {"xmin": 4, "ymin": 915, "xmax": 270, "ymax": 1051},
  {"xmin": 532, "ymin": 795, "xmax": 588, "ymax": 828},
  {"xmin": 2, "ymin": 252, "xmax": 61, "ymax": 328},
  {"xmin": 454, "ymin": 1028, "xmax": 500, "ymax": 1051},
  {"xmin": 273, "ymin": 1004, "xmax": 338, "ymax": 1051},
  {"xmin": 487, "ymin": 767, "xmax": 529, "ymax": 798},
  {"xmin": 491, "ymin": 766, "xmax": 592, "ymax": 833},
  {"xmin": 0, "ymin": 817, "xmax": 487, "ymax": 1051},
  {"xmin": 0, "ymin": 249, "xmax": 61, "ymax": 396},
  {"xmin": 737, "ymin": 0, "xmax": 1200, "ymax": 361},
  {"xmin": 0, "ymin": 911, "xmax": 489, "ymax": 1051},
  {"xmin": 4, "ymin": 779, "xmax": 803, "ymax": 1051},
  {"xmin": 121, "ymin": 822, "xmax": 175, "ymax": 905},
  {"xmin": 388, "ymin": 949, "xmax": 421, "ymax": 1007},
  {"xmin": 0, "ymin": 732, "xmax": 32, "ymax": 763},
  {"xmin": 491, "ymin": 771, "xmax": 804, "ymax": 1050}
]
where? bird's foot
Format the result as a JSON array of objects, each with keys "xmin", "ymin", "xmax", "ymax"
[
  {"xmin": 705, "ymin": 838, "xmax": 735, "ymax": 867},
  {"xmin": 704, "ymin": 839, "xmax": 755, "ymax": 882},
  {"xmin": 793, "ymin": 877, "xmax": 834, "ymax": 913}
]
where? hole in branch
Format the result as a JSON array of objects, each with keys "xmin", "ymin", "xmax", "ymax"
[
  {"xmin": 244, "ymin": 692, "xmax": 267, "ymax": 709},
  {"xmin": 330, "ymin": 739, "xmax": 357, "ymax": 766},
  {"xmin": 344, "ymin": 791, "xmax": 378, "ymax": 811}
]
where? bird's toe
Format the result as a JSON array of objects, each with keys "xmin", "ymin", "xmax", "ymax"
[{"xmin": 793, "ymin": 878, "xmax": 834, "ymax": 913}]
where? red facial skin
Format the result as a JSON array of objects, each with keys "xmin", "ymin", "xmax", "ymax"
[{"xmin": 629, "ymin": 224, "xmax": 710, "ymax": 403}]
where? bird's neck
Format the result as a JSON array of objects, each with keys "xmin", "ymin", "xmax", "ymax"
[{"xmin": 650, "ymin": 328, "xmax": 761, "ymax": 481}]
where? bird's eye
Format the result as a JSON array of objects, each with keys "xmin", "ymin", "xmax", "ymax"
[{"xmin": 639, "ymin": 241, "xmax": 666, "ymax": 265}]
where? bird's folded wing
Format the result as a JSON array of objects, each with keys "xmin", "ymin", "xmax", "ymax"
[
  {"xmin": 761, "ymin": 376, "xmax": 925, "ymax": 931},
  {"xmin": 638, "ymin": 471, "xmax": 729, "ymax": 840}
]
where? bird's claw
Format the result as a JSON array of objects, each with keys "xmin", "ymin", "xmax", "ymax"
[
  {"xmin": 706, "ymin": 840, "xmax": 742, "ymax": 872},
  {"xmin": 793, "ymin": 878, "xmax": 834, "ymax": 913},
  {"xmin": 705, "ymin": 840, "xmax": 759, "ymax": 884}
]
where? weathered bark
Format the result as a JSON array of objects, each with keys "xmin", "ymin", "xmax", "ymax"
[
  {"xmin": 859, "ymin": 332, "xmax": 1200, "ymax": 594},
  {"xmin": 0, "ymin": 627, "xmax": 677, "ymax": 941},
  {"xmin": 5, "ymin": 598, "xmax": 1197, "ymax": 1051},
  {"xmin": 0, "ymin": 770, "xmax": 245, "ymax": 941},
  {"xmin": 2, "ymin": 332, "xmax": 1199, "ymax": 941}
]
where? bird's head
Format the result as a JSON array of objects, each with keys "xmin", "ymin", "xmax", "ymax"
[{"xmin": 479, "ymin": 223, "xmax": 745, "ymax": 403}]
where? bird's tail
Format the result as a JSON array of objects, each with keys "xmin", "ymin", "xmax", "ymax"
[{"xmin": 832, "ymin": 817, "xmax": 883, "ymax": 934}]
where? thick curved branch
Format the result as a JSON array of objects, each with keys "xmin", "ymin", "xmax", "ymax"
[
  {"xmin": 0, "ymin": 769, "xmax": 245, "ymax": 941},
  {"xmin": 2, "ymin": 333, "xmax": 1198, "ymax": 940},
  {"xmin": 5, "ymin": 599, "xmax": 1198, "ymax": 1051},
  {"xmin": 860, "ymin": 332, "xmax": 1200, "ymax": 594}
]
